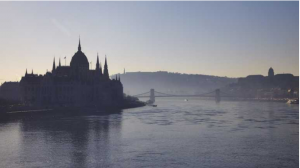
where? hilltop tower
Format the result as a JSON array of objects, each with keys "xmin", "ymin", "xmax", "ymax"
[{"xmin": 268, "ymin": 67, "xmax": 274, "ymax": 77}]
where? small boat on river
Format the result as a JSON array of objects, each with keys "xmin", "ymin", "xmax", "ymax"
[{"xmin": 287, "ymin": 98, "xmax": 299, "ymax": 104}]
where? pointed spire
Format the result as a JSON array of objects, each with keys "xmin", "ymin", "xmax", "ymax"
[
  {"xmin": 32, "ymin": 69, "xmax": 33, "ymax": 74},
  {"xmin": 104, "ymin": 55, "xmax": 109, "ymax": 80},
  {"xmin": 78, "ymin": 36, "xmax": 81, "ymax": 51},
  {"xmin": 59, "ymin": 58, "xmax": 61, "ymax": 67},
  {"xmin": 52, "ymin": 57, "xmax": 56, "ymax": 73},
  {"xmin": 100, "ymin": 62, "xmax": 102, "ymax": 75},
  {"xmin": 25, "ymin": 69, "xmax": 27, "ymax": 75},
  {"xmin": 96, "ymin": 53, "xmax": 100, "ymax": 71}
]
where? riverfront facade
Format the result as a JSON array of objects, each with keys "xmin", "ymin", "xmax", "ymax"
[{"xmin": 20, "ymin": 39, "xmax": 123, "ymax": 107}]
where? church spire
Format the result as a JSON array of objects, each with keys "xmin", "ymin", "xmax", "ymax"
[
  {"xmin": 52, "ymin": 57, "xmax": 56, "ymax": 73},
  {"xmin": 25, "ymin": 69, "xmax": 27, "ymax": 76},
  {"xmin": 104, "ymin": 55, "xmax": 109, "ymax": 80},
  {"xmin": 32, "ymin": 69, "xmax": 33, "ymax": 74},
  {"xmin": 59, "ymin": 58, "xmax": 61, "ymax": 67},
  {"xmin": 78, "ymin": 37, "xmax": 81, "ymax": 51}
]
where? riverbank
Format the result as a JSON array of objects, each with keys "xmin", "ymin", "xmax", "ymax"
[{"xmin": 0, "ymin": 99, "xmax": 146, "ymax": 118}]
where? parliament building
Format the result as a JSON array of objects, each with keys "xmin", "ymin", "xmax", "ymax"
[{"xmin": 20, "ymin": 39, "xmax": 123, "ymax": 107}]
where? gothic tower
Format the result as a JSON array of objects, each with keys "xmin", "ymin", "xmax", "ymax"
[
  {"xmin": 52, "ymin": 57, "xmax": 56, "ymax": 73},
  {"xmin": 96, "ymin": 53, "xmax": 100, "ymax": 71},
  {"xmin": 104, "ymin": 56, "xmax": 109, "ymax": 80},
  {"xmin": 100, "ymin": 62, "xmax": 103, "ymax": 75},
  {"xmin": 96, "ymin": 53, "xmax": 103, "ymax": 76},
  {"xmin": 78, "ymin": 37, "xmax": 81, "ymax": 51}
]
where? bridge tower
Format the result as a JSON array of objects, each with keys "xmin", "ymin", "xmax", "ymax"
[
  {"xmin": 215, "ymin": 89, "xmax": 221, "ymax": 102},
  {"xmin": 150, "ymin": 89, "xmax": 155, "ymax": 103}
]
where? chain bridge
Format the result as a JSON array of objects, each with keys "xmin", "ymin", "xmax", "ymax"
[{"xmin": 131, "ymin": 89, "xmax": 237, "ymax": 103}]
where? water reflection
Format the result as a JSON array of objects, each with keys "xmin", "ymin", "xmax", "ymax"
[
  {"xmin": 0, "ymin": 100, "xmax": 298, "ymax": 168},
  {"xmin": 17, "ymin": 110, "xmax": 122, "ymax": 168}
]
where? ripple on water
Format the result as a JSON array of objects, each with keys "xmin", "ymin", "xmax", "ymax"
[{"xmin": 0, "ymin": 99, "xmax": 298, "ymax": 168}]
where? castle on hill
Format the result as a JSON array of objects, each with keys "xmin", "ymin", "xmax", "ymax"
[
  {"xmin": 238, "ymin": 67, "xmax": 298, "ymax": 89},
  {"xmin": 20, "ymin": 39, "xmax": 123, "ymax": 107},
  {"xmin": 232, "ymin": 67, "xmax": 299, "ymax": 98}
]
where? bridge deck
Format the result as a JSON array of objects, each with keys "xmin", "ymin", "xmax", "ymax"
[
  {"xmin": 136, "ymin": 95, "xmax": 236, "ymax": 98},
  {"xmin": 132, "ymin": 90, "xmax": 237, "ymax": 98}
]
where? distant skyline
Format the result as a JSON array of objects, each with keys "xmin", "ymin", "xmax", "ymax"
[{"xmin": 0, "ymin": 1, "xmax": 298, "ymax": 82}]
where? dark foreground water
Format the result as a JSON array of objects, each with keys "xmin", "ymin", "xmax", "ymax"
[{"xmin": 0, "ymin": 98, "xmax": 298, "ymax": 168}]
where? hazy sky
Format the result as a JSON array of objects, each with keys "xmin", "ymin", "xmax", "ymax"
[{"xmin": 0, "ymin": 1, "xmax": 298, "ymax": 82}]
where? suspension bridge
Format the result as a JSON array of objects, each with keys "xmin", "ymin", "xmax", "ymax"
[{"xmin": 131, "ymin": 89, "xmax": 237, "ymax": 103}]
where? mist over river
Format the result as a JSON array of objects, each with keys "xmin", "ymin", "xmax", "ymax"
[{"xmin": 0, "ymin": 98, "xmax": 298, "ymax": 168}]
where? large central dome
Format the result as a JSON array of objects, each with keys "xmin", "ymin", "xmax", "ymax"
[{"xmin": 70, "ymin": 39, "xmax": 89, "ymax": 69}]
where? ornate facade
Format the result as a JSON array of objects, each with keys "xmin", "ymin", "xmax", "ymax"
[{"xmin": 20, "ymin": 39, "xmax": 123, "ymax": 107}]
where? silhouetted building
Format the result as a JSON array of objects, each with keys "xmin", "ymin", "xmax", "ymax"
[
  {"xmin": 236, "ymin": 67, "xmax": 299, "ymax": 98},
  {"xmin": 238, "ymin": 67, "xmax": 298, "ymax": 89},
  {"xmin": 268, "ymin": 67, "xmax": 274, "ymax": 77},
  {"xmin": 20, "ymin": 39, "xmax": 123, "ymax": 107},
  {"xmin": 0, "ymin": 82, "xmax": 21, "ymax": 101}
]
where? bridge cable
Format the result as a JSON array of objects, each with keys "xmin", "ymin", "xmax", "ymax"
[{"xmin": 132, "ymin": 91, "xmax": 150, "ymax": 97}]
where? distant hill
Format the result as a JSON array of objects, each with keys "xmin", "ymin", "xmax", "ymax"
[{"xmin": 112, "ymin": 71, "xmax": 237, "ymax": 95}]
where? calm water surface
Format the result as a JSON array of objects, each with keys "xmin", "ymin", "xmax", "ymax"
[{"xmin": 0, "ymin": 98, "xmax": 298, "ymax": 168}]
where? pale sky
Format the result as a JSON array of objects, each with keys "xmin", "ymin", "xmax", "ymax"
[{"xmin": 0, "ymin": 1, "xmax": 298, "ymax": 82}]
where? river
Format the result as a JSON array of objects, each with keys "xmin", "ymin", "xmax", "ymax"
[{"xmin": 0, "ymin": 98, "xmax": 298, "ymax": 168}]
